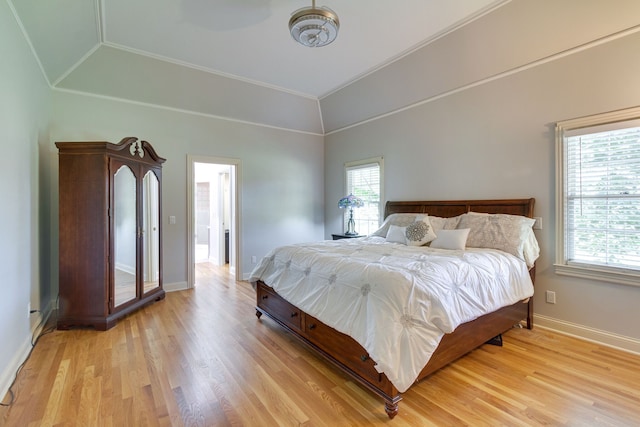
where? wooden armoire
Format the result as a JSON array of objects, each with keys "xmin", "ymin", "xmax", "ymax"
[{"xmin": 56, "ymin": 137, "xmax": 166, "ymax": 330}]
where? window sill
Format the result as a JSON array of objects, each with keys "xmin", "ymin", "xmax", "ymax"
[{"xmin": 554, "ymin": 263, "xmax": 640, "ymax": 288}]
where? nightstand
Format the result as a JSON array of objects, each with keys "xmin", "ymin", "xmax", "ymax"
[{"xmin": 332, "ymin": 233, "xmax": 360, "ymax": 240}]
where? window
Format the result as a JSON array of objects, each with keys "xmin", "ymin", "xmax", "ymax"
[
  {"xmin": 344, "ymin": 157, "xmax": 384, "ymax": 235},
  {"xmin": 556, "ymin": 107, "xmax": 640, "ymax": 287}
]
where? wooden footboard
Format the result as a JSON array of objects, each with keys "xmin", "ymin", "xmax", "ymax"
[
  {"xmin": 255, "ymin": 280, "xmax": 401, "ymax": 417},
  {"xmin": 255, "ymin": 280, "xmax": 531, "ymax": 418}
]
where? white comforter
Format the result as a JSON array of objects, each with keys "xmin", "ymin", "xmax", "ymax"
[{"xmin": 249, "ymin": 236, "xmax": 534, "ymax": 392}]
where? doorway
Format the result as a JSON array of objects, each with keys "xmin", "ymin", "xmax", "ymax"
[{"xmin": 187, "ymin": 155, "xmax": 241, "ymax": 287}]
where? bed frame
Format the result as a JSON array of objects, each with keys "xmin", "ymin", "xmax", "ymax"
[{"xmin": 255, "ymin": 198, "xmax": 535, "ymax": 418}]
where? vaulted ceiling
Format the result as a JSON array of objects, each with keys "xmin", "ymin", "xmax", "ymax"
[{"xmin": 8, "ymin": 0, "xmax": 506, "ymax": 133}]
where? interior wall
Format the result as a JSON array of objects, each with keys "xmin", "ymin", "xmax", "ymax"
[
  {"xmin": 50, "ymin": 90, "xmax": 325, "ymax": 285},
  {"xmin": 57, "ymin": 45, "xmax": 325, "ymax": 134},
  {"xmin": 320, "ymin": 0, "xmax": 640, "ymax": 133},
  {"xmin": 0, "ymin": 0, "xmax": 52, "ymax": 398},
  {"xmin": 325, "ymin": 23, "xmax": 640, "ymax": 345}
]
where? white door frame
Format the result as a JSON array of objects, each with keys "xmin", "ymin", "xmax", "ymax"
[{"xmin": 187, "ymin": 155, "xmax": 241, "ymax": 287}]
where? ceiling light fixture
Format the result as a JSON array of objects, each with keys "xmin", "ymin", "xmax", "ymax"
[{"xmin": 289, "ymin": 0, "xmax": 340, "ymax": 48}]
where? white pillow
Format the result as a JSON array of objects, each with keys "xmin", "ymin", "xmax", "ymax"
[
  {"xmin": 405, "ymin": 215, "xmax": 437, "ymax": 246},
  {"xmin": 371, "ymin": 213, "xmax": 420, "ymax": 237},
  {"xmin": 386, "ymin": 225, "xmax": 407, "ymax": 244},
  {"xmin": 457, "ymin": 212, "xmax": 536, "ymax": 262},
  {"xmin": 430, "ymin": 228, "xmax": 470, "ymax": 250},
  {"xmin": 522, "ymin": 227, "xmax": 540, "ymax": 268}
]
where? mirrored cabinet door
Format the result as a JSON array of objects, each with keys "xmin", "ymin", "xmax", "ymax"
[
  {"xmin": 142, "ymin": 170, "xmax": 161, "ymax": 294},
  {"xmin": 113, "ymin": 165, "xmax": 138, "ymax": 307}
]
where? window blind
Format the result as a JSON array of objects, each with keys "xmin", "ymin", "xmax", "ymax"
[
  {"xmin": 346, "ymin": 160, "xmax": 381, "ymax": 235},
  {"xmin": 565, "ymin": 125, "xmax": 640, "ymax": 270}
]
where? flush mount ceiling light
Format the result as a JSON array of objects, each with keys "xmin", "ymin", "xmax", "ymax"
[{"xmin": 289, "ymin": 0, "xmax": 340, "ymax": 48}]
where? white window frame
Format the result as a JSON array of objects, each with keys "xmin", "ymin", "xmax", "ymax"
[
  {"xmin": 555, "ymin": 106, "xmax": 640, "ymax": 287},
  {"xmin": 344, "ymin": 157, "xmax": 384, "ymax": 235}
]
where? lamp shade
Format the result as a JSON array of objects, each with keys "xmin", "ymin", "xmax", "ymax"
[{"xmin": 338, "ymin": 194, "xmax": 364, "ymax": 209}]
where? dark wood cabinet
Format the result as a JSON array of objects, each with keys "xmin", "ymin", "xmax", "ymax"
[{"xmin": 56, "ymin": 137, "xmax": 165, "ymax": 330}]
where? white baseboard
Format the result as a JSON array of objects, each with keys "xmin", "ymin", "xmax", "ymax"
[
  {"xmin": 534, "ymin": 314, "xmax": 640, "ymax": 355},
  {"xmin": 164, "ymin": 281, "xmax": 188, "ymax": 292}
]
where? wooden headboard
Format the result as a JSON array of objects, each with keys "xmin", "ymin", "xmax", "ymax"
[{"xmin": 384, "ymin": 198, "xmax": 535, "ymax": 219}]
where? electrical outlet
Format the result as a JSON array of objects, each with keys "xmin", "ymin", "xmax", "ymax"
[
  {"xmin": 545, "ymin": 290, "xmax": 556, "ymax": 304},
  {"xmin": 533, "ymin": 217, "xmax": 543, "ymax": 230},
  {"xmin": 251, "ymin": 255, "xmax": 257, "ymax": 264}
]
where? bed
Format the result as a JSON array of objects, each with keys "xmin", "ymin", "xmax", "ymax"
[{"xmin": 250, "ymin": 198, "xmax": 537, "ymax": 418}]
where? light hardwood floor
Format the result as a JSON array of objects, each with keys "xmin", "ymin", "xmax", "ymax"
[{"xmin": 2, "ymin": 263, "xmax": 639, "ymax": 426}]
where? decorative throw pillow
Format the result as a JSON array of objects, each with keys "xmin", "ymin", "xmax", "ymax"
[
  {"xmin": 457, "ymin": 212, "xmax": 536, "ymax": 262},
  {"xmin": 385, "ymin": 225, "xmax": 407, "ymax": 244},
  {"xmin": 430, "ymin": 228, "xmax": 470, "ymax": 250},
  {"xmin": 405, "ymin": 215, "xmax": 437, "ymax": 246}
]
